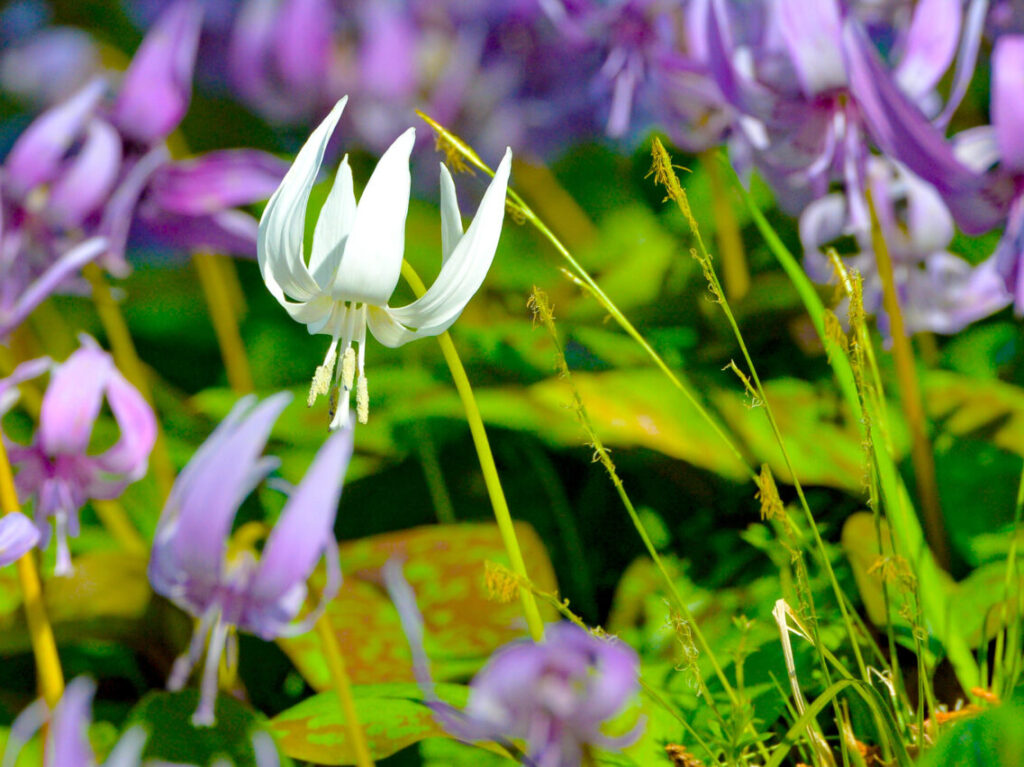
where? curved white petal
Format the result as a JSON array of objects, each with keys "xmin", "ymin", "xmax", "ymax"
[
  {"xmin": 367, "ymin": 148, "xmax": 511, "ymax": 348},
  {"xmin": 258, "ymin": 96, "xmax": 347, "ymax": 308},
  {"xmin": 439, "ymin": 163, "xmax": 463, "ymax": 264},
  {"xmin": 310, "ymin": 155, "xmax": 357, "ymax": 289},
  {"xmin": 329, "ymin": 127, "xmax": 414, "ymax": 305}
]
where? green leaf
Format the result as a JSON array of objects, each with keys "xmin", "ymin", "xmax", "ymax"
[
  {"xmin": 126, "ymin": 690, "xmax": 289, "ymax": 766},
  {"xmin": 278, "ymin": 523, "xmax": 559, "ymax": 690},
  {"xmin": 917, "ymin": 702, "xmax": 1024, "ymax": 767},
  {"xmin": 270, "ymin": 682, "xmax": 508, "ymax": 764}
]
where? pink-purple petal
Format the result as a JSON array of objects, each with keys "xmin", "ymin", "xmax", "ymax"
[
  {"xmin": 38, "ymin": 337, "xmax": 113, "ymax": 457},
  {"xmin": 992, "ymin": 35, "xmax": 1024, "ymax": 172},
  {"xmin": 0, "ymin": 512, "xmax": 41, "ymax": 567}
]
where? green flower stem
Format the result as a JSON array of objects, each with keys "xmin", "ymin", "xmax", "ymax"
[
  {"xmin": 401, "ymin": 261, "xmax": 546, "ymax": 642},
  {"xmin": 867, "ymin": 189, "xmax": 951, "ymax": 572},
  {"xmin": 193, "ymin": 251, "xmax": 255, "ymax": 395},
  {"xmin": 0, "ymin": 433, "xmax": 64, "ymax": 707},
  {"xmin": 83, "ymin": 263, "xmax": 176, "ymax": 501},
  {"xmin": 315, "ymin": 616, "xmax": 375, "ymax": 767}
]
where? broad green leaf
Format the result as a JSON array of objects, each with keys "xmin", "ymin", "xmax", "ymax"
[
  {"xmin": 917, "ymin": 702, "xmax": 1024, "ymax": 767},
  {"xmin": 924, "ymin": 370, "xmax": 1024, "ymax": 458},
  {"xmin": 279, "ymin": 523, "xmax": 558, "ymax": 689},
  {"xmin": 127, "ymin": 690, "xmax": 290, "ymax": 766},
  {"xmin": 270, "ymin": 682, "xmax": 508, "ymax": 765}
]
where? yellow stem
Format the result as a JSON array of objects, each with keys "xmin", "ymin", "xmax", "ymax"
[
  {"xmin": 82, "ymin": 263, "xmax": 175, "ymax": 500},
  {"xmin": 315, "ymin": 617, "xmax": 375, "ymax": 767},
  {"xmin": 0, "ymin": 435, "xmax": 64, "ymax": 707},
  {"xmin": 193, "ymin": 252, "xmax": 255, "ymax": 394},
  {"xmin": 701, "ymin": 149, "xmax": 750, "ymax": 300},
  {"xmin": 867, "ymin": 190, "xmax": 951, "ymax": 571},
  {"xmin": 401, "ymin": 261, "xmax": 546, "ymax": 642}
]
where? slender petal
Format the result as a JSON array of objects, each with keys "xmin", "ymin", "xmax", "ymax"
[
  {"xmin": 0, "ymin": 238, "xmax": 107, "ymax": 341},
  {"xmin": 895, "ymin": 0, "xmax": 961, "ymax": 97},
  {"xmin": 310, "ymin": 156, "xmax": 357, "ymax": 288},
  {"xmin": 274, "ymin": 0, "xmax": 333, "ymax": 93},
  {"xmin": 44, "ymin": 119, "xmax": 122, "ymax": 228},
  {"xmin": 258, "ymin": 97, "xmax": 348, "ymax": 305},
  {"xmin": 3, "ymin": 78, "xmax": 106, "ymax": 195},
  {"xmin": 0, "ymin": 357, "xmax": 52, "ymax": 416},
  {"xmin": 992, "ymin": 35, "xmax": 1024, "ymax": 172},
  {"xmin": 111, "ymin": 0, "xmax": 203, "ymax": 143},
  {"xmin": 775, "ymin": 0, "xmax": 846, "ymax": 97},
  {"xmin": 247, "ymin": 426, "xmax": 353, "ymax": 620},
  {"xmin": 44, "ymin": 677, "xmax": 95, "ymax": 767},
  {"xmin": 147, "ymin": 150, "xmax": 289, "ymax": 216},
  {"xmin": 439, "ymin": 163, "xmax": 463, "ymax": 264},
  {"xmin": 329, "ymin": 127, "xmax": 415, "ymax": 305},
  {"xmin": 38, "ymin": 337, "xmax": 113, "ymax": 456},
  {"xmin": 0, "ymin": 513, "xmax": 40, "ymax": 567},
  {"xmin": 367, "ymin": 149, "xmax": 511, "ymax": 347},
  {"xmin": 91, "ymin": 367, "xmax": 156, "ymax": 481},
  {"xmin": 163, "ymin": 393, "xmax": 290, "ymax": 589}
]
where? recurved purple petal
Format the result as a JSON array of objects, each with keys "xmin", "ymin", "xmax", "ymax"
[
  {"xmin": 147, "ymin": 150, "xmax": 289, "ymax": 216},
  {"xmin": 111, "ymin": 0, "xmax": 202, "ymax": 143},
  {"xmin": 91, "ymin": 367, "xmax": 156, "ymax": 482},
  {"xmin": 38, "ymin": 337, "xmax": 113, "ymax": 457},
  {"xmin": 0, "ymin": 512, "xmax": 40, "ymax": 567},
  {"xmin": 0, "ymin": 356, "xmax": 52, "ymax": 416},
  {"xmin": 894, "ymin": 0, "xmax": 961, "ymax": 98},
  {"xmin": 133, "ymin": 208, "xmax": 261, "ymax": 259},
  {"xmin": 44, "ymin": 119, "xmax": 122, "ymax": 228},
  {"xmin": 247, "ymin": 426, "xmax": 353, "ymax": 620},
  {"xmin": 992, "ymin": 36, "xmax": 1024, "ymax": 172},
  {"xmin": 3, "ymin": 78, "xmax": 106, "ymax": 195},
  {"xmin": 274, "ymin": 0, "xmax": 333, "ymax": 93}
]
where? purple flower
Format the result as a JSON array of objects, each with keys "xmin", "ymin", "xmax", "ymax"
[
  {"xmin": 0, "ymin": 26, "xmax": 102, "ymax": 106},
  {"xmin": 386, "ymin": 561, "xmax": 642, "ymax": 766},
  {"xmin": 227, "ymin": 0, "xmax": 337, "ymax": 125},
  {"xmin": 0, "ymin": 336, "xmax": 156, "ymax": 575},
  {"xmin": 1, "ymin": 677, "xmax": 147, "ymax": 767},
  {"xmin": 800, "ymin": 157, "xmax": 1011, "ymax": 335},
  {"xmin": 0, "ymin": 512, "xmax": 40, "ymax": 567},
  {"xmin": 149, "ymin": 393, "xmax": 352, "ymax": 726}
]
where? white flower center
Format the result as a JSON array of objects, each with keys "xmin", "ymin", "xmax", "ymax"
[{"xmin": 307, "ymin": 301, "xmax": 371, "ymax": 429}]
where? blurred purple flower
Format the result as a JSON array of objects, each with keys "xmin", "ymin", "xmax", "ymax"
[
  {"xmin": 1, "ymin": 677, "xmax": 147, "ymax": 767},
  {"xmin": 149, "ymin": 392, "xmax": 352, "ymax": 726},
  {"xmin": 843, "ymin": 25, "xmax": 1024, "ymax": 312},
  {"xmin": 801, "ymin": 157, "xmax": 1010, "ymax": 335},
  {"xmin": 0, "ymin": 26, "xmax": 102, "ymax": 106},
  {"xmin": 0, "ymin": 512, "xmax": 40, "ymax": 567},
  {"xmin": 227, "ymin": 0, "xmax": 337, "ymax": 125},
  {"xmin": 0, "ymin": 336, "xmax": 156, "ymax": 576},
  {"xmin": 386, "ymin": 561, "xmax": 642, "ymax": 766}
]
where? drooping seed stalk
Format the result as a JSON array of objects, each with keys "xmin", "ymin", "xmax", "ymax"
[
  {"xmin": 83, "ymin": 263, "xmax": 175, "ymax": 499},
  {"xmin": 402, "ymin": 261, "xmax": 546, "ymax": 642},
  {"xmin": 866, "ymin": 189, "xmax": 951, "ymax": 572},
  {"xmin": 193, "ymin": 252, "xmax": 255, "ymax": 394},
  {"xmin": 315, "ymin": 616, "xmax": 375, "ymax": 767},
  {"xmin": 0, "ymin": 435, "xmax": 64, "ymax": 707}
]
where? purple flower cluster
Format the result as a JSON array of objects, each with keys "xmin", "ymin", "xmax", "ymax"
[{"xmin": 0, "ymin": 0, "xmax": 286, "ymax": 342}]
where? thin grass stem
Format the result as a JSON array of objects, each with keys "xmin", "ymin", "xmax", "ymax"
[
  {"xmin": 412, "ymin": 421, "xmax": 456, "ymax": 525},
  {"xmin": 315, "ymin": 616, "xmax": 375, "ymax": 767},
  {"xmin": 0, "ymin": 434, "xmax": 64, "ymax": 707},
  {"xmin": 401, "ymin": 261, "xmax": 545, "ymax": 642}
]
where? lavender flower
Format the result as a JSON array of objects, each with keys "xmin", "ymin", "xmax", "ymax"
[
  {"xmin": 149, "ymin": 392, "xmax": 352, "ymax": 726},
  {"xmin": 1, "ymin": 677, "xmax": 147, "ymax": 767},
  {"xmin": 385, "ymin": 561, "xmax": 642, "ymax": 766},
  {"xmin": 0, "ymin": 336, "xmax": 156, "ymax": 576},
  {"xmin": 800, "ymin": 157, "xmax": 1010, "ymax": 335},
  {"xmin": 0, "ymin": 512, "xmax": 40, "ymax": 567}
]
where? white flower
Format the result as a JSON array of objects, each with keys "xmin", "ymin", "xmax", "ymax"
[{"xmin": 258, "ymin": 97, "xmax": 512, "ymax": 429}]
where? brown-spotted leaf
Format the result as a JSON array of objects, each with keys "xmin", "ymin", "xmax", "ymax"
[{"xmin": 279, "ymin": 522, "xmax": 558, "ymax": 690}]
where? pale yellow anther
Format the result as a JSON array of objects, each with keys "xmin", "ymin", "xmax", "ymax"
[
  {"xmin": 356, "ymin": 375, "xmax": 369, "ymax": 424},
  {"xmin": 341, "ymin": 347, "xmax": 356, "ymax": 391},
  {"xmin": 308, "ymin": 344, "xmax": 338, "ymax": 407}
]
